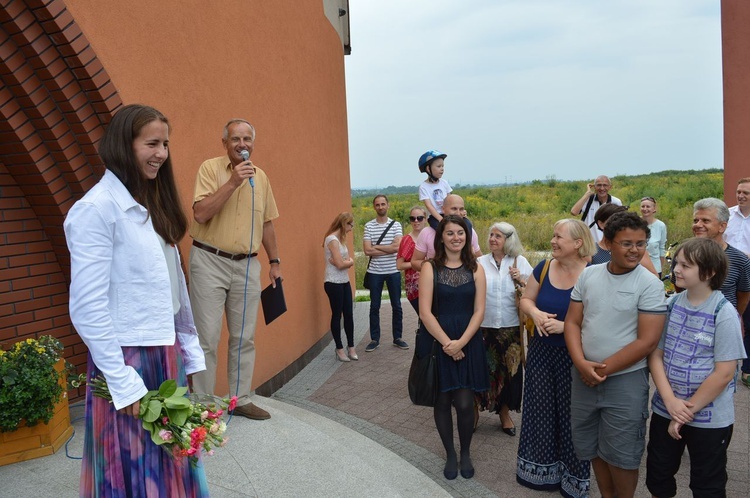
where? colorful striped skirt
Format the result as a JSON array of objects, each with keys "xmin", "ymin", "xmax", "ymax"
[{"xmin": 80, "ymin": 345, "xmax": 210, "ymax": 497}]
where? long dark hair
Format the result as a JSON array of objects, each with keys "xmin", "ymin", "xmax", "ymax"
[
  {"xmin": 433, "ymin": 215, "xmax": 477, "ymax": 271},
  {"xmin": 99, "ymin": 104, "xmax": 187, "ymax": 244}
]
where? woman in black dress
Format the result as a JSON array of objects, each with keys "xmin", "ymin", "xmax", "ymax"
[{"xmin": 419, "ymin": 215, "xmax": 489, "ymax": 480}]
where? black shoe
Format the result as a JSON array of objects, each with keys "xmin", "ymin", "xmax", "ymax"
[
  {"xmin": 502, "ymin": 426, "xmax": 516, "ymax": 436},
  {"xmin": 443, "ymin": 458, "xmax": 458, "ymax": 480},
  {"xmin": 460, "ymin": 457, "xmax": 474, "ymax": 479},
  {"xmin": 365, "ymin": 341, "xmax": 379, "ymax": 352},
  {"xmin": 392, "ymin": 339, "xmax": 409, "ymax": 350}
]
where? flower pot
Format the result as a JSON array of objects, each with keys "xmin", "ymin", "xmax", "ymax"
[{"xmin": 0, "ymin": 359, "xmax": 73, "ymax": 466}]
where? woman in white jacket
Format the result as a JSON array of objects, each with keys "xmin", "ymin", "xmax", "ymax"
[{"xmin": 65, "ymin": 104, "xmax": 208, "ymax": 497}]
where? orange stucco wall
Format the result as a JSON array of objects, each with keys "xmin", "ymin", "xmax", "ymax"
[
  {"xmin": 722, "ymin": 0, "xmax": 750, "ymax": 195},
  {"xmin": 63, "ymin": 0, "xmax": 352, "ymax": 392}
]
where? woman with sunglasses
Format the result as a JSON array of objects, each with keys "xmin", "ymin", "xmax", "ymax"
[
  {"xmin": 640, "ymin": 196, "xmax": 668, "ymax": 277},
  {"xmin": 397, "ymin": 206, "xmax": 428, "ymax": 313}
]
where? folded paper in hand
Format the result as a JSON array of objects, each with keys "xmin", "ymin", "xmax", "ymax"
[{"xmin": 260, "ymin": 277, "xmax": 286, "ymax": 325}]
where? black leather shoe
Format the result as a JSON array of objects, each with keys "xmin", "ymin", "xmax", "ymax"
[{"xmin": 502, "ymin": 425, "xmax": 516, "ymax": 436}]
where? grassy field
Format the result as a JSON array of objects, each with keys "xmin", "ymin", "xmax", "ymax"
[{"xmin": 350, "ymin": 169, "xmax": 724, "ymax": 290}]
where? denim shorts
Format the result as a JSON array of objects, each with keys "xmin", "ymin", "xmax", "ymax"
[{"xmin": 570, "ymin": 367, "xmax": 650, "ymax": 470}]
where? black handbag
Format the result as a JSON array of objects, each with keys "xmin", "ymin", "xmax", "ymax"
[
  {"xmin": 363, "ymin": 220, "xmax": 396, "ymax": 290},
  {"xmin": 408, "ymin": 262, "xmax": 439, "ymax": 407}
]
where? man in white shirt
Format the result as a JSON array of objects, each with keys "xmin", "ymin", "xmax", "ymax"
[
  {"xmin": 725, "ymin": 177, "xmax": 750, "ymax": 255},
  {"xmin": 570, "ymin": 175, "xmax": 622, "ymax": 243},
  {"xmin": 723, "ymin": 177, "xmax": 750, "ymax": 388}
]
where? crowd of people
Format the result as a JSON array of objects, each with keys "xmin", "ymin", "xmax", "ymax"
[
  {"xmin": 63, "ymin": 109, "xmax": 749, "ymax": 498},
  {"xmin": 323, "ymin": 159, "xmax": 750, "ymax": 497}
]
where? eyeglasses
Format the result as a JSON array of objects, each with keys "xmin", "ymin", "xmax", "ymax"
[
  {"xmin": 611, "ymin": 240, "xmax": 648, "ymax": 250},
  {"xmin": 409, "ymin": 216, "xmax": 425, "ymax": 222},
  {"xmin": 641, "ymin": 196, "xmax": 656, "ymax": 203}
]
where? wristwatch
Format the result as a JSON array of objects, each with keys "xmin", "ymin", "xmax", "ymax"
[{"xmin": 269, "ymin": 258, "xmax": 281, "ymax": 265}]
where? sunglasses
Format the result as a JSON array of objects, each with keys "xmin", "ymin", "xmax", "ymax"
[
  {"xmin": 641, "ymin": 196, "xmax": 656, "ymax": 203},
  {"xmin": 409, "ymin": 215, "xmax": 425, "ymax": 222}
]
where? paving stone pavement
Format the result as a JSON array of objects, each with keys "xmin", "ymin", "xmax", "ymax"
[{"xmin": 274, "ymin": 300, "xmax": 750, "ymax": 498}]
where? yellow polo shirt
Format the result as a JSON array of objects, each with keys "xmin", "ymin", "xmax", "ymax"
[{"xmin": 189, "ymin": 156, "xmax": 279, "ymax": 254}]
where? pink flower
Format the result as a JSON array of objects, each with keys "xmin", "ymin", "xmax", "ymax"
[
  {"xmin": 158, "ymin": 429, "xmax": 173, "ymax": 441},
  {"xmin": 207, "ymin": 450, "xmax": 215, "ymax": 457},
  {"xmin": 162, "ymin": 416, "xmax": 169, "ymax": 425},
  {"xmin": 187, "ymin": 447, "xmax": 197, "ymax": 456},
  {"xmin": 228, "ymin": 396, "xmax": 238, "ymax": 411},
  {"xmin": 219, "ymin": 437, "xmax": 228, "ymax": 447}
]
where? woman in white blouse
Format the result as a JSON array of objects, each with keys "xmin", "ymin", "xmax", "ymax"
[
  {"xmin": 640, "ymin": 196, "xmax": 668, "ymax": 277},
  {"xmin": 475, "ymin": 222, "xmax": 532, "ymax": 435},
  {"xmin": 65, "ymin": 104, "xmax": 208, "ymax": 496},
  {"xmin": 323, "ymin": 212, "xmax": 357, "ymax": 362}
]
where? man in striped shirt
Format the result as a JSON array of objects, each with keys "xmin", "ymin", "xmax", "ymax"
[
  {"xmin": 364, "ymin": 194, "xmax": 407, "ymax": 352},
  {"xmin": 692, "ymin": 198, "xmax": 750, "ymax": 317}
]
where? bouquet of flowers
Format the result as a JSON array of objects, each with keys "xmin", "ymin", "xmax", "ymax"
[{"xmin": 80, "ymin": 375, "xmax": 236, "ymax": 464}]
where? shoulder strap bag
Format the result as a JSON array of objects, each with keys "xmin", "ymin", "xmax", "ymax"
[
  {"xmin": 363, "ymin": 219, "xmax": 397, "ymax": 290},
  {"xmin": 408, "ymin": 262, "xmax": 439, "ymax": 407},
  {"xmin": 524, "ymin": 259, "xmax": 551, "ymax": 337}
]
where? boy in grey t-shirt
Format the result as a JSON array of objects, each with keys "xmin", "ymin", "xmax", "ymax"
[
  {"xmin": 646, "ymin": 238, "xmax": 746, "ymax": 497},
  {"xmin": 565, "ymin": 212, "xmax": 667, "ymax": 498}
]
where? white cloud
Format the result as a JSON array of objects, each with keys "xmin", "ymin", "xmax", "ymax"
[{"xmin": 345, "ymin": 0, "xmax": 722, "ymax": 187}]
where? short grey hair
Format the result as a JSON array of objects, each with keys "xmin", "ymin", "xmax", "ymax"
[
  {"xmin": 693, "ymin": 198, "xmax": 729, "ymax": 223},
  {"xmin": 222, "ymin": 119, "xmax": 256, "ymax": 141},
  {"xmin": 488, "ymin": 221, "xmax": 524, "ymax": 258}
]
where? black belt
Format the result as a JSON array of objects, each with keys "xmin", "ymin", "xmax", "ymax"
[{"xmin": 192, "ymin": 240, "xmax": 257, "ymax": 261}]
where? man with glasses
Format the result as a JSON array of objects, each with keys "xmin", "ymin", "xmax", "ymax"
[
  {"xmin": 570, "ymin": 175, "xmax": 622, "ymax": 243},
  {"xmin": 566, "ymin": 211, "xmax": 667, "ymax": 498},
  {"xmin": 364, "ymin": 195, "xmax": 406, "ymax": 352},
  {"xmin": 693, "ymin": 197, "xmax": 750, "ymax": 387}
]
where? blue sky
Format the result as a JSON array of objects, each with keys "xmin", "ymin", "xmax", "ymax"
[{"xmin": 344, "ymin": 0, "xmax": 723, "ymax": 189}]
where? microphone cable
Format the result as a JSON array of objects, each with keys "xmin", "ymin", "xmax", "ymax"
[{"xmin": 228, "ymin": 167, "xmax": 255, "ymax": 424}]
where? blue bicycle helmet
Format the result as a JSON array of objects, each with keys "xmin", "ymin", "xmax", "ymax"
[{"xmin": 418, "ymin": 150, "xmax": 447, "ymax": 177}]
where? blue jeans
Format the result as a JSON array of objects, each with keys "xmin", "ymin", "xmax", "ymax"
[{"xmin": 368, "ymin": 271, "xmax": 403, "ymax": 343}]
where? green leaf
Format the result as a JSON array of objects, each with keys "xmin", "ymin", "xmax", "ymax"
[
  {"xmin": 173, "ymin": 386, "xmax": 188, "ymax": 398},
  {"xmin": 166, "ymin": 406, "xmax": 190, "ymax": 426},
  {"xmin": 157, "ymin": 379, "xmax": 177, "ymax": 398},
  {"xmin": 141, "ymin": 390, "xmax": 157, "ymax": 405},
  {"xmin": 141, "ymin": 399, "xmax": 163, "ymax": 423},
  {"xmin": 164, "ymin": 396, "xmax": 191, "ymax": 409}
]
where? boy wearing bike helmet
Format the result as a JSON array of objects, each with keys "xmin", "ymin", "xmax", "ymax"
[{"xmin": 418, "ymin": 150, "xmax": 452, "ymax": 229}]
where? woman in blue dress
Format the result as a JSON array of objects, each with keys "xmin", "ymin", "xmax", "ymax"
[
  {"xmin": 516, "ymin": 219, "xmax": 595, "ymax": 498},
  {"xmin": 419, "ymin": 215, "xmax": 489, "ymax": 480}
]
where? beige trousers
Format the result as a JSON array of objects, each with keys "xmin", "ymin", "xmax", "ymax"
[{"xmin": 189, "ymin": 246, "xmax": 261, "ymax": 407}]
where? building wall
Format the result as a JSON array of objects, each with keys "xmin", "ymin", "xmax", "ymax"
[
  {"xmin": 722, "ymin": 0, "xmax": 750, "ymax": 195},
  {"xmin": 1, "ymin": 0, "xmax": 353, "ymax": 397}
]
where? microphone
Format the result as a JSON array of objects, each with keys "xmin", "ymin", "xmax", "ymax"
[{"xmin": 240, "ymin": 150, "xmax": 254, "ymax": 187}]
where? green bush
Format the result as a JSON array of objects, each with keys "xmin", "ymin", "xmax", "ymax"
[
  {"xmin": 0, "ymin": 335, "xmax": 65, "ymax": 432},
  {"xmin": 351, "ymin": 169, "xmax": 723, "ymax": 289}
]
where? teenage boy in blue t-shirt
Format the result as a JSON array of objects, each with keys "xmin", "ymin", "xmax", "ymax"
[{"xmin": 646, "ymin": 238, "xmax": 746, "ymax": 497}]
